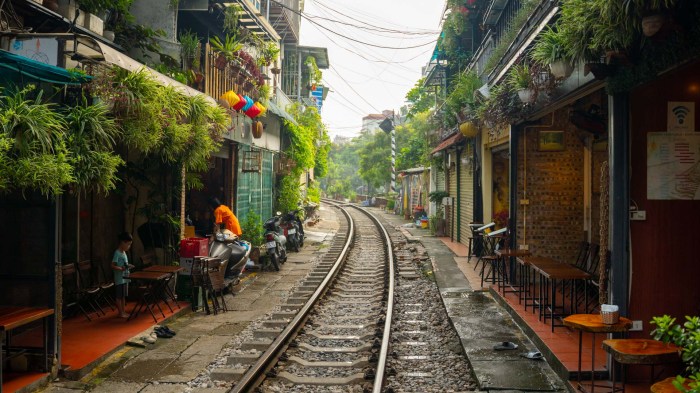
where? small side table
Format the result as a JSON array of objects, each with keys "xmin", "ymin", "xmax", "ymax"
[
  {"xmin": 563, "ymin": 314, "xmax": 632, "ymax": 393},
  {"xmin": 602, "ymin": 339, "xmax": 681, "ymax": 393},
  {"xmin": 651, "ymin": 376, "xmax": 692, "ymax": 393}
]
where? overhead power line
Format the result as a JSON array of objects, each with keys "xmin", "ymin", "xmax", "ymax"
[{"xmin": 269, "ymin": 0, "xmax": 438, "ymax": 50}]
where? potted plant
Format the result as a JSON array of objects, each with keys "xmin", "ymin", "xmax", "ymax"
[
  {"xmin": 651, "ymin": 315, "xmax": 700, "ymax": 392},
  {"xmin": 258, "ymin": 41, "xmax": 280, "ymax": 67},
  {"xmin": 304, "ymin": 56, "xmax": 322, "ymax": 90},
  {"xmin": 179, "ymin": 29, "xmax": 199, "ymax": 70},
  {"xmin": 210, "ymin": 34, "xmax": 242, "ymax": 70},
  {"xmin": 507, "ymin": 64, "xmax": 533, "ymax": 103},
  {"xmin": 428, "ymin": 191, "xmax": 450, "ymax": 237},
  {"xmin": 531, "ymin": 26, "xmax": 574, "ymax": 79}
]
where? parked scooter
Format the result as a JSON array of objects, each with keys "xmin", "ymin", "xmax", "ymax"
[
  {"xmin": 263, "ymin": 213, "xmax": 287, "ymax": 271},
  {"xmin": 282, "ymin": 208, "xmax": 305, "ymax": 251},
  {"xmin": 209, "ymin": 224, "xmax": 252, "ymax": 287}
]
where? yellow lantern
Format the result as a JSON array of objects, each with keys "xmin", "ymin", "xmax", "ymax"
[
  {"xmin": 459, "ymin": 121, "xmax": 478, "ymax": 137},
  {"xmin": 220, "ymin": 90, "xmax": 240, "ymax": 107},
  {"xmin": 256, "ymin": 102, "xmax": 267, "ymax": 117}
]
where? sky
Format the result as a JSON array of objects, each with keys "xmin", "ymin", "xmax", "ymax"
[{"xmin": 297, "ymin": 0, "xmax": 446, "ymax": 139}]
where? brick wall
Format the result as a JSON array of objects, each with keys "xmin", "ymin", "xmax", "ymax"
[{"xmin": 516, "ymin": 108, "xmax": 585, "ymax": 263}]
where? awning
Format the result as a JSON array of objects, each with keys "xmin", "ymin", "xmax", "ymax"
[
  {"xmin": 265, "ymin": 99, "xmax": 297, "ymax": 125},
  {"xmin": 430, "ymin": 132, "xmax": 464, "ymax": 154},
  {"xmin": 75, "ymin": 38, "xmax": 216, "ymax": 105},
  {"xmin": 0, "ymin": 49, "xmax": 91, "ymax": 85}
]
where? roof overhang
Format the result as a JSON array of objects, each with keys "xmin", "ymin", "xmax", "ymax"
[
  {"xmin": 292, "ymin": 45, "xmax": 329, "ymax": 69},
  {"xmin": 430, "ymin": 132, "xmax": 464, "ymax": 155},
  {"xmin": 0, "ymin": 49, "xmax": 91, "ymax": 85}
]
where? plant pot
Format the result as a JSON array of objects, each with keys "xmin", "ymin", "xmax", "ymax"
[
  {"xmin": 549, "ymin": 60, "xmax": 574, "ymax": 79},
  {"xmin": 43, "ymin": 0, "xmax": 59, "ymax": 12},
  {"xmin": 459, "ymin": 121, "xmax": 478, "ymax": 137},
  {"xmin": 214, "ymin": 54, "xmax": 228, "ymax": 71},
  {"xmin": 517, "ymin": 89, "xmax": 533, "ymax": 103},
  {"xmin": 270, "ymin": 67, "xmax": 281, "ymax": 75},
  {"xmin": 642, "ymin": 14, "xmax": 666, "ymax": 37},
  {"xmin": 103, "ymin": 30, "xmax": 115, "ymax": 41},
  {"xmin": 193, "ymin": 72, "xmax": 204, "ymax": 83}
]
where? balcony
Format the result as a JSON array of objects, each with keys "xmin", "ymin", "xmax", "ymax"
[
  {"xmin": 266, "ymin": 0, "xmax": 301, "ymax": 44},
  {"xmin": 200, "ymin": 43, "xmax": 266, "ymax": 102}
]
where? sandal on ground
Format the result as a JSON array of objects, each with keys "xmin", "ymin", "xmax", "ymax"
[
  {"xmin": 493, "ymin": 341, "xmax": 519, "ymax": 351},
  {"xmin": 520, "ymin": 351, "xmax": 543, "ymax": 360},
  {"xmin": 140, "ymin": 335, "xmax": 156, "ymax": 344}
]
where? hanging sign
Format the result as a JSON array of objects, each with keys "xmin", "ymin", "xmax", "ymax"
[{"xmin": 667, "ymin": 101, "xmax": 695, "ymax": 132}]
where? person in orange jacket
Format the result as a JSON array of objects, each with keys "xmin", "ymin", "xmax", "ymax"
[{"xmin": 208, "ymin": 197, "xmax": 242, "ymax": 236}]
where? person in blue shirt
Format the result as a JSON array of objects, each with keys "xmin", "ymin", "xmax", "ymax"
[{"xmin": 112, "ymin": 232, "xmax": 133, "ymax": 318}]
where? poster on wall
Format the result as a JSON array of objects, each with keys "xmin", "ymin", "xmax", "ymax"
[
  {"xmin": 647, "ymin": 132, "xmax": 700, "ymax": 200},
  {"xmin": 667, "ymin": 102, "xmax": 695, "ymax": 132}
]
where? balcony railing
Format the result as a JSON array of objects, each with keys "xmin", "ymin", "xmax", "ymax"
[
  {"xmin": 267, "ymin": 0, "xmax": 301, "ymax": 43},
  {"xmin": 201, "ymin": 43, "xmax": 264, "ymax": 102}
]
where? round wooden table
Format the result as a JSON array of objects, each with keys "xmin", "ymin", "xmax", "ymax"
[
  {"xmin": 563, "ymin": 314, "xmax": 632, "ymax": 393},
  {"xmin": 602, "ymin": 339, "xmax": 681, "ymax": 393},
  {"xmin": 651, "ymin": 376, "xmax": 693, "ymax": 393}
]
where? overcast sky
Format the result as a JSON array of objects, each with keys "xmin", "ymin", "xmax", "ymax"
[{"xmin": 297, "ymin": 0, "xmax": 445, "ymax": 138}]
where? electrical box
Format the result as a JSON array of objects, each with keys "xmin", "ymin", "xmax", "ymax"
[{"xmin": 630, "ymin": 210, "xmax": 646, "ymax": 220}]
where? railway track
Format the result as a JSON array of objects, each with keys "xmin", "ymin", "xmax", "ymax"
[{"xmin": 225, "ymin": 201, "xmax": 474, "ymax": 392}]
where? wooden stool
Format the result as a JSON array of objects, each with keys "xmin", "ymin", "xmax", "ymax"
[{"xmin": 602, "ymin": 339, "xmax": 681, "ymax": 393}]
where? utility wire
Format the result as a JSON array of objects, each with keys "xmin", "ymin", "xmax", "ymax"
[
  {"xmin": 329, "ymin": 64, "xmax": 381, "ymax": 113},
  {"xmin": 311, "ymin": 0, "xmax": 438, "ymax": 34},
  {"xmin": 269, "ymin": 0, "xmax": 438, "ymax": 50}
]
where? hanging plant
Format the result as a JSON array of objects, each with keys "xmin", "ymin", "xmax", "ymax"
[
  {"xmin": 64, "ymin": 98, "xmax": 124, "ymax": 194},
  {"xmin": 304, "ymin": 56, "xmax": 323, "ymax": 88},
  {"xmin": 0, "ymin": 86, "xmax": 73, "ymax": 196}
]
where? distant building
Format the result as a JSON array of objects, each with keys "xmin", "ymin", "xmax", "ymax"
[
  {"xmin": 333, "ymin": 135, "xmax": 352, "ymax": 145},
  {"xmin": 361, "ymin": 110, "xmax": 395, "ymax": 133}
]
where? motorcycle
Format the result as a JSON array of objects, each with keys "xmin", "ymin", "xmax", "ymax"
[
  {"xmin": 209, "ymin": 225, "xmax": 252, "ymax": 288},
  {"xmin": 281, "ymin": 209, "xmax": 305, "ymax": 251},
  {"xmin": 263, "ymin": 213, "xmax": 287, "ymax": 271}
]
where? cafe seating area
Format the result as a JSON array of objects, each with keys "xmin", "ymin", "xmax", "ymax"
[{"xmin": 446, "ymin": 227, "xmax": 680, "ymax": 392}]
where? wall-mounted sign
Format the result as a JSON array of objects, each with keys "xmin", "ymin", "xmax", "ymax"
[
  {"xmin": 667, "ymin": 101, "xmax": 695, "ymax": 132},
  {"xmin": 9, "ymin": 37, "xmax": 58, "ymax": 66},
  {"xmin": 647, "ymin": 132, "xmax": 700, "ymax": 200}
]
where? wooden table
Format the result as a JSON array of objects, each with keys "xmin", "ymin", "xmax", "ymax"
[
  {"xmin": 536, "ymin": 264, "xmax": 591, "ymax": 331},
  {"xmin": 143, "ymin": 265, "xmax": 185, "ymax": 310},
  {"xmin": 124, "ymin": 271, "xmax": 170, "ymax": 323},
  {"xmin": 563, "ymin": 314, "xmax": 632, "ymax": 393},
  {"xmin": 602, "ymin": 339, "xmax": 681, "ymax": 393},
  {"xmin": 496, "ymin": 248, "xmax": 531, "ymax": 298},
  {"xmin": 0, "ymin": 306, "xmax": 54, "ymax": 393}
]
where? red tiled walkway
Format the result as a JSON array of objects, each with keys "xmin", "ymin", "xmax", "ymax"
[
  {"xmin": 61, "ymin": 300, "xmax": 188, "ymax": 372},
  {"xmin": 2, "ymin": 372, "xmax": 48, "ymax": 393}
]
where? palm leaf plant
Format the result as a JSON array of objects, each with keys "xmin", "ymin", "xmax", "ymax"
[
  {"xmin": 178, "ymin": 29, "xmax": 200, "ymax": 69},
  {"xmin": 651, "ymin": 315, "xmax": 700, "ymax": 393},
  {"xmin": 210, "ymin": 34, "xmax": 242, "ymax": 62}
]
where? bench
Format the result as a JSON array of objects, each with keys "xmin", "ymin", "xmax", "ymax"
[{"xmin": 1, "ymin": 306, "xmax": 54, "ymax": 392}]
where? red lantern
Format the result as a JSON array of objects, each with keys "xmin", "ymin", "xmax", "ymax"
[
  {"xmin": 232, "ymin": 94, "xmax": 246, "ymax": 111},
  {"xmin": 244, "ymin": 103, "xmax": 261, "ymax": 118}
]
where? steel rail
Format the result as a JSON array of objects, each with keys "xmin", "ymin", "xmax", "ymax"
[
  {"xmin": 229, "ymin": 201, "xmax": 354, "ymax": 392},
  {"xmin": 350, "ymin": 205, "xmax": 395, "ymax": 393}
]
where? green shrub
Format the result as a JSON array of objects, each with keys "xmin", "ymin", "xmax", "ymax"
[
  {"xmin": 651, "ymin": 315, "xmax": 700, "ymax": 392},
  {"xmin": 240, "ymin": 211, "xmax": 263, "ymax": 246},
  {"xmin": 386, "ymin": 200, "xmax": 396, "ymax": 210}
]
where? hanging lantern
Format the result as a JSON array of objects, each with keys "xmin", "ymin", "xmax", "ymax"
[
  {"xmin": 241, "ymin": 95, "xmax": 254, "ymax": 112},
  {"xmin": 220, "ymin": 90, "xmax": 240, "ymax": 107},
  {"xmin": 232, "ymin": 94, "xmax": 246, "ymax": 111},
  {"xmin": 459, "ymin": 121, "xmax": 478, "ymax": 137},
  {"xmin": 252, "ymin": 121, "xmax": 263, "ymax": 138},
  {"xmin": 256, "ymin": 102, "xmax": 267, "ymax": 117},
  {"xmin": 245, "ymin": 103, "xmax": 262, "ymax": 118}
]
